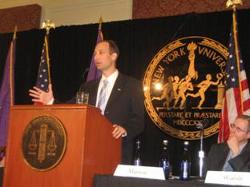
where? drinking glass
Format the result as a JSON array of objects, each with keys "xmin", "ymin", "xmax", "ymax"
[{"xmin": 76, "ymin": 91, "xmax": 89, "ymax": 104}]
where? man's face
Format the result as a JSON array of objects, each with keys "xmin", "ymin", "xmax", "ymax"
[
  {"xmin": 230, "ymin": 118, "xmax": 250, "ymax": 143},
  {"xmin": 94, "ymin": 42, "xmax": 116, "ymax": 72}
]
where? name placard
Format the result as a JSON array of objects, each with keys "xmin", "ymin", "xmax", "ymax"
[
  {"xmin": 205, "ymin": 171, "xmax": 250, "ymax": 186},
  {"xmin": 113, "ymin": 164, "xmax": 165, "ymax": 180}
]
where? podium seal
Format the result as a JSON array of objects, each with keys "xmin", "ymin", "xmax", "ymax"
[{"xmin": 22, "ymin": 115, "xmax": 67, "ymax": 171}]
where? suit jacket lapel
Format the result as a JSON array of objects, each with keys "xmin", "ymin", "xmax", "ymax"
[
  {"xmin": 105, "ymin": 73, "xmax": 125, "ymax": 111},
  {"xmin": 218, "ymin": 144, "xmax": 230, "ymax": 169},
  {"xmin": 239, "ymin": 140, "xmax": 250, "ymax": 154}
]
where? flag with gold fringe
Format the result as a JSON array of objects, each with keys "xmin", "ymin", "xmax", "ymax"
[{"xmin": 218, "ymin": 8, "xmax": 250, "ymax": 142}]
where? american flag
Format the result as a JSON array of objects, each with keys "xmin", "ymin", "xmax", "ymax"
[
  {"xmin": 35, "ymin": 35, "xmax": 51, "ymax": 92},
  {"xmin": 218, "ymin": 10, "xmax": 250, "ymax": 143},
  {"xmin": 86, "ymin": 17, "xmax": 104, "ymax": 82}
]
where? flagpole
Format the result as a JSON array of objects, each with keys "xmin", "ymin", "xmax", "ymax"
[
  {"xmin": 10, "ymin": 26, "xmax": 17, "ymax": 106},
  {"xmin": 45, "ymin": 35, "xmax": 51, "ymax": 84},
  {"xmin": 227, "ymin": 0, "xmax": 244, "ymax": 112},
  {"xmin": 41, "ymin": 20, "xmax": 55, "ymax": 85},
  {"xmin": 232, "ymin": 9, "xmax": 244, "ymax": 112},
  {"xmin": 99, "ymin": 16, "xmax": 103, "ymax": 31},
  {"xmin": 98, "ymin": 16, "xmax": 104, "ymax": 43}
]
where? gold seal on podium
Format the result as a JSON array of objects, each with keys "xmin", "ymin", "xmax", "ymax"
[{"xmin": 22, "ymin": 115, "xmax": 67, "ymax": 171}]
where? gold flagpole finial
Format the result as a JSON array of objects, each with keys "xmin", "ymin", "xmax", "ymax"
[
  {"xmin": 226, "ymin": 0, "xmax": 243, "ymax": 8},
  {"xmin": 42, "ymin": 20, "xmax": 55, "ymax": 34}
]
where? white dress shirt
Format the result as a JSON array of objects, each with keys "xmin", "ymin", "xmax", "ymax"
[{"xmin": 95, "ymin": 70, "xmax": 119, "ymax": 113}]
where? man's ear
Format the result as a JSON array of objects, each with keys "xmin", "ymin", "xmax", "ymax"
[
  {"xmin": 247, "ymin": 132, "xmax": 250, "ymax": 139},
  {"xmin": 111, "ymin": 53, "xmax": 118, "ymax": 61}
]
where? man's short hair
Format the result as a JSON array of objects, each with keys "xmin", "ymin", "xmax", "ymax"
[
  {"xmin": 103, "ymin": 40, "xmax": 120, "ymax": 57},
  {"xmin": 237, "ymin": 114, "xmax": 250, "ymax": 132}
]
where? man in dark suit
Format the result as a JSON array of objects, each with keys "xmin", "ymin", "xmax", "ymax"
[
  {"xmin": 206, "ymin": 114, "xmax": 250, "ymax": 172},
  {"xmin": 29, "ymin": 40, "xmax": 144, "ymax": 164}
]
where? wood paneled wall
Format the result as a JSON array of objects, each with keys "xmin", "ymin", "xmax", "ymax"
[
  {"xmin": 133, "ymin": 0, "xmax": 250, "ymax": 19},
  {"xmin": 0, "ymin": 4, "xmax": 41, "ymax": 33}
]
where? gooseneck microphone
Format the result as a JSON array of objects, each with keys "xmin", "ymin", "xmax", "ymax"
[{"xmin": 78, "ymin": 68, "xmax": 89, "ymax": 91}]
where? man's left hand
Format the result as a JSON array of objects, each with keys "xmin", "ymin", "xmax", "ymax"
[{"xmin": 227, "ymin": 135, "xmax": 240, "ymax": 157}]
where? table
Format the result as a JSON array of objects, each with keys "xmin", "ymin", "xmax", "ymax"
[{"xmin": 93, "ymin": 175, "xmax": 247, "ymax": 187}]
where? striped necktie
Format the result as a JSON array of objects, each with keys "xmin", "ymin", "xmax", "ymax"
[{"xmin": 97, "ymin": 79, "xmax": 108, "ymax": 113}]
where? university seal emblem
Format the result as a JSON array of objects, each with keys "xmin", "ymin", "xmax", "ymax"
[
  {"xmin": 143, "ymin": 36, "xmax": 228, "ymax": 140},
  {"xmin": 22, "ymin": 115, "xmax": 67, "ymax": 171}
]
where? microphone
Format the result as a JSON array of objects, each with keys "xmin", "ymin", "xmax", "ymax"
[
  {"xmin": 82, "ymin": 68, "xmax": 89, "ymax": 81},
  {"xmin": 78, "ymin": 68, "xmax": 89, "ymax": 91},
  {"xmin": 196, "ymin": 119, "xmax": 209, "ymax": 130}
]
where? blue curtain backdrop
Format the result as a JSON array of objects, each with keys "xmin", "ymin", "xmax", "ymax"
[{"xmin": 1, "ymin": 9, "xmax": 250, "ymax": 175}]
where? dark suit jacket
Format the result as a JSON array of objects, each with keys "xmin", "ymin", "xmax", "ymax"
[
  {"xmin": 80, "ymin": 73, "xmax": 145, "ymax": 164},
  {"xmin": 206, "ymin": 140, "xmax": 250, "ymax": 172}
]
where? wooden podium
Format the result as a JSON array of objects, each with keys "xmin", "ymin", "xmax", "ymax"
[{"xmin": 3, "ymin": 105, "xmax": 121, "ymax": 187}]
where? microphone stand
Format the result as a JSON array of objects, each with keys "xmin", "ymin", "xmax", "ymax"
[{"xmin": 198, "ymin": 126, "xmax": 205, "ymax": 178}]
